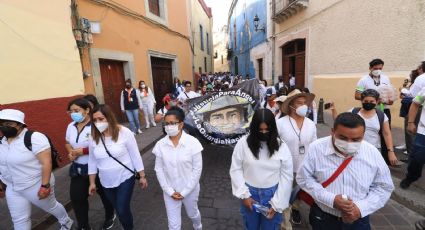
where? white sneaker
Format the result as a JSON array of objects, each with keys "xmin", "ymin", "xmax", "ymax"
[
  {"xmin": 60, "ymin": 218, "xmax": 73, "ymax": 230},
  {"xmin": 137, "ymin": 129, "xmax": 143, "ymax": 134},
  {"xmin": 404, "ymin": 150, "xmax": 408, "ymax": 155},
  {"xmin": 152, "ymin": 123, "xmax": 157, "ymax": 127},
  {"xmin": 396, "ymin": 144, "xmax": 407, "ymax": 150},
  {"xmin": 146, "ymin": 125, "xmax": 150, "ymax": 129}
]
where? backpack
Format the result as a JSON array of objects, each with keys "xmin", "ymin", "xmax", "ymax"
[
  {"xmin": 351, "ymin": 108, "xmax": 389, "ymax": 164},
  {"xmin": 24, "ymin": 131, "xmax": 62, "ymax": 170}
]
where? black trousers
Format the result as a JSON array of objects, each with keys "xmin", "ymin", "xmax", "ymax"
[
  {"xmin": 70, "ymin": 175, "xmax": 114, "ymax": 229},
  {"xmin": 383, "ymin": 108, "xmax": 391, "ymax": 128},
  {"xmin": 309, "ymin": 204, "xmax": 371, "ymax": 230}
]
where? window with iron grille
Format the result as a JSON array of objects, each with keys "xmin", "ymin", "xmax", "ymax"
[{"xmin": 148, "ymin": 0, "xmax": 160, "ymax": 16}]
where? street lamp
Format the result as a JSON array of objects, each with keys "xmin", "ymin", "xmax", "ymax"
[{"xmin": 253, "ymin": 14, "xmax": 265, "ymax": 33}]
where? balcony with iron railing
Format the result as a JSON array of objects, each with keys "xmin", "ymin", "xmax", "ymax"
[{"xmin": 274, "ymin": 0, "xmax": 308, "ymax": 23}]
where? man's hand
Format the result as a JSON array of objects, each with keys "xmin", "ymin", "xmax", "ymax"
[
  {"xmin": 88, "ymin": 184, "xmax": 97, "ymax": 196},
  {"xmin": 342, "ymin": 203, "xmax": 361, "ymax": 223},
  {"xmin": 139, "ymin": 177, "xmax": 148, "ymax": 189},
  {"xmin": 37, "ymin": 187, "xmax": 51, "ymax": 200},
  {"xmin": 333, "ymin": 195, "xmax": 354, "ymax": 213},
  {"xmin": 242, "ymin": 197, "xmax": 256, "ymax": 212}
]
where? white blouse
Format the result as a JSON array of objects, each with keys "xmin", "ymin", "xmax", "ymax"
[
  {"xmin": 138, "ymin": 87, "xmax": 156, "ymax": 105},
  {"xmin": 152, "ymin": 131, "xmax": 203, "ymax": 197},
  {"xmin": 276, "ymin": 116, "xmax": 317, "ymax": 173},
  {"xmin": 88, "ymin": 126, "xmax": 144, "ymax": 188},
  {"xmin": 229, "ymin": 135, "xmax": 293, "ymax": 213},
  {"xmin": 65, "ymin": 122, "xmax": 91, "ymax": 164}
]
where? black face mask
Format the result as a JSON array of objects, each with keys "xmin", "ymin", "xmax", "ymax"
[
  {"xmin": 0, "ymin": 126, "xmax": 18, "ymax": 138},
  {"xmin": 362, "ymin": 102, "xmax": 376, "ymax": 111},
  {"xmin": 258, "ymin": 132, "xmax": 270, "ymax": 141},
  {"xmin": 125, "ymin": 84, "xmax": 131, "ymax": 89}
]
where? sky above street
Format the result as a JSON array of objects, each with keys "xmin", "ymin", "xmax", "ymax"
[{"xmin": 204, "ymin": 0, "xmax": 232, "ymax": 32}]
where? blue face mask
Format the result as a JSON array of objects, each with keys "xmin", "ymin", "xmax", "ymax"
[{"xmin": 71, "ymin": 112, "xmax": 85, "ymax": 123}]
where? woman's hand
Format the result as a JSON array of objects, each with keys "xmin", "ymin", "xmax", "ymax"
[
  {"xmin": 171, "ymin": 192, "xmax": 183, "ymax": 201},
  {"xmin": 242, "ymin": 197, "xmax": 255, "ymax": 211},
  {"xmin": 139, "ymin": 177, "xmax": 148, "ymax": 189},
  {"xmin": 408, "ymin": 122, "xmax": 417, "ymax": 134},
  {"xmin": 388, "ymin": 151, "xmax": 398, "ymax": 166},
  {"xmin": 88, "ymin": 184, "xmax": 97, "ymax": 196},
  {"xmin": 37, "ymin": 187, "xmax": 51, "ymax": 200},
  {"xmin": 266, "ymin": 208, "xmax": 277, "ymax": 219}
]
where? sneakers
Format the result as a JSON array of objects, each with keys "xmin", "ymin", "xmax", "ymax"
[
  {"xmin": 146, "ymin": 125, "xmax": 150, "ymax": 129},
  {"xmin": 102, "ymin": 214, "xmax": 116, "ymax": 230},
  {"xmin": 60, "ymin": 218, "xmax": 73, "ymax": 230},
  {"xmin": 396, "ymin": 144, "xmax": 407, "ymax": 150},
  {"xmin": 137, "ymin": 129, "xmax": 143, "ymax": 134},
  {"xmin": 400, "ymin": 178, "xmax": 413, "ymax": 189},
  {"xmin": 291, "ymin": 208, "xmax": 302, "ymax": 225},
  {"xmin": 152, "ymin": 123, "xmax": 157, "ymax": 127},
  {"xmin": 404, "ymin": 150, "xmax": 408, "ymax": 155}
]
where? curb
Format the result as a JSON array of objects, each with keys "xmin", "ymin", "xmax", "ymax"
[
  {"xmin": 391, "ymin": 176, "xmax": 425, "ymax": 217},
  {"xmin": 32, "ymin": 134, "xmax": 165, "ymax": 230}
]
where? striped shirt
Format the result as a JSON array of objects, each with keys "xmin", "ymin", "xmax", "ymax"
[{"xmin": 296, "ymin": 136, "xmax": 394, "ymax": 217}]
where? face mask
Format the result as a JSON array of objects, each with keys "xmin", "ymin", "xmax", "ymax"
[
  {"xmin": 71, "ymin": 112, "xmax": 85, "ymax": 123},
  {"xmin": 293, "ymin": 105, "xmax": 308, "ymax": 117},
  {"xmin": 0, "ymin": 126, "xmax": 18, "ymax": 138},
  {"xmin": 362, "ymin": 102, "xmax": 376, "ymax": 111},
  {"xmin": 141, "ymin": 84, "xmax": 146, "ymax": 89},
  {"xmin": 371, "ymin": 70, "xmax": 381, "ymax": 77},
  {"xmin": 334, "ymin": 138, "xmax": 361, "ymax": 155},
  {"xmin": 125, "ymin": 84, "xmax": 131, "ymax": 89},
  {"xmin": 95, "ymin": 122, "xmax": 109, "ymax": 133},
  {"xmin": 258, "ymin": 132, "xmax": 270, "ymax": 141},
  {"xmin": 165, "ymin": 124, "xmax": 180, "ymax": 137}
]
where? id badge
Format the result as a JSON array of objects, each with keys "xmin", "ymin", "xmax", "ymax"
[
  {"xmin": 299, "ymin": 145, "xmax": 305, "ymax": 154},
  {"xmin": 130, "ymin": 98, "xmax": 133, "ymax": 102}
]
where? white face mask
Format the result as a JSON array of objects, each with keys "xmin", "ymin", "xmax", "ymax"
[
  {"xmin": 292, "ymin": 105, "xmax": 308, "ymax": 117},
  {"xmin": 141, "ymin": 84, "xmax": 146, "ymax": 89},
  {"xmin": 165, "ymin": 124, "xmax": 180, "ymax": 137},
  {"xmin": 95, "ymin": 122, "xmax": 109, "ymax": 133},
  {"xmin": 371, "ymin": 69, "xmax": 382, "ymax": 77},
  {"xmin": 334, "ymin": 138, "xmax": 361, "ymax": 155}
]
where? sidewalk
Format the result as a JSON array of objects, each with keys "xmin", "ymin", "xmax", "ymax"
[{"xmin": 0, "ymin": 124, "xmax": 164, "ymax": 230}]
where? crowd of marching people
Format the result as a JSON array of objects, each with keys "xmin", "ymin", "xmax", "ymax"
[{"xmin": 0, "ymin": 59, "xmax": 425, "ymax": 230}]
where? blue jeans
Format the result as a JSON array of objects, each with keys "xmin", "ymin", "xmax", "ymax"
[
  {"xmin": 102, "ymin": 177, "xmax": 135, "ymax": 230},
  {"xmin": 125, "ymin": 109, "xmax": 140, "ymax": 133},
  {"xmin": 309, "ymin": 204, "xmax": 370, "ymax": 230},
  {"xmin": 240, "ymin": 184, "xmax": 282, "ymax": 230},
  {"xmin": 406, "ymin": 133, "xmax": 425, "ymax": 182}
]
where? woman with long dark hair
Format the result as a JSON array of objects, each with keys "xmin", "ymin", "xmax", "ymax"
[
  {"xmin": 88, "ymin": 104, "xmax": 147, "ymax": 230},
  {"xmin": 230, "ymin": 109, "xmax": 293, "ymax": 229},
  {"xmin": 65, "ymin": 98, "xmax": 115, "ymax": 230}
]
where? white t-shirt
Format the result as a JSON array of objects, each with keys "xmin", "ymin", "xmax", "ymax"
[
  {"xmin": 65, "ymin": 122, "xmax": 91, "ymax": 164},
  {"xmin": 412, "ymin": 88, "xmax": 425, "ymax": 135},
  {"xmin": 409, "ymin": 73, "xmax": 425, "ymax": 97},
  {"xmin": 152, "ymin": 132, "xmax": 203, "ymax": 197},
  {"xmin": 177, "ymin": 91, "xmax": 200, "ymax": 103},
  {"xmin": 349, "ymin": 108, "xmax": 389, "ymax": 148},
  {"xmin": 356, "ymin": 74, "xmax": 392, "ymax": 108},
  {"xmin": 0, "ymin": 129, "xmax": 51, "ymax": 191},
  {"xmin": 230, "ymin": 136, "xmax": 293, "ymax": 213},
  {"xmin": 276, "ymin": 116, "xmax": 317, "ymax": 173},
  {"xmin": 88, "ymin": 126, "xmax": 144, "ymax": 188}
]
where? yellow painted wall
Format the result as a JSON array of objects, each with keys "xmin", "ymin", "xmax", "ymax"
[
  {"xmin": 313, "ymin": 72, "xmax": 409, "ymax": 128},
  {"xmin": 0, "ymin": 1, "xmax": 84, "ymax": 104},
  {"xmin": 77, "ymin": 0, "xmax": 192, "ymax": 91},
  {"xmin": 191, "ymin": 0, "xmax": 214, "ymax": 74}
]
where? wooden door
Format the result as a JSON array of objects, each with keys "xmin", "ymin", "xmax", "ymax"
[
  {"xmin": 258, "ymin": 58, "xmax": 263, "ymax": 80},
  {"xmin": 295, "ymin": 54, "xmax": 305, "ymax": 87},
  {"xmin": 99, "ymin": 59, "xmax": 126, "ymax": 122},
  {"xmin": 282, "ymin": 56, "xmax": 290, "ymax": 84},
  {"xmin": 151, "ymin": 57, "xmax": 173, "ymax": 111}
]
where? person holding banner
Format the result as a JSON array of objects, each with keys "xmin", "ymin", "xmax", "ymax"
[
  {"xmin": 276, "ymin": 89, "xmax": 317, "ymax": 228},
  {"xmin": 296, "ymin": 113, "xmax": 393, "ymax": 230},
  {"xmin": 230, "ymin": 109, "xmax": 293, "ymax": 230},
  {"xmin": 153, "ymin": 107, "xmax": 203, "ymax": 230}
]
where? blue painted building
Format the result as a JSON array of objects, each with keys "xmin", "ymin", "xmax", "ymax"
[{"xmin": 227, "ymin": 0, "xmax": 267, "ymax": 78}]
